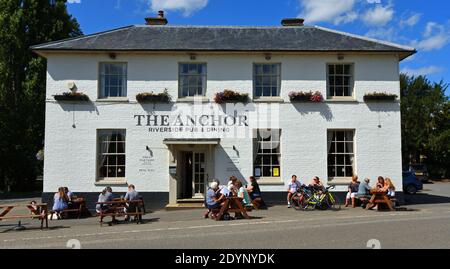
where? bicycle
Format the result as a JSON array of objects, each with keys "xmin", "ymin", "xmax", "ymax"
[{"xmin": 293, "ymin": 185, "xmax": 341, "ymax": 211}]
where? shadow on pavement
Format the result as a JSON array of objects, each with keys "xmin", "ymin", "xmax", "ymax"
[
  {"xmin": 404, "ymin": 193, "xmax": 450, "ymax": 205},
  {"xmin": 0, "ymin": 225, "xmax": 70, "ymax": 233}
]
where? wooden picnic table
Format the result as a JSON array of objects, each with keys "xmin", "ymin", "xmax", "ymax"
[
  {"xmin": 0, "ymin": 203, "xmax": 49, "ymax": 229},
  {"xmin": 367, "ymin": 189, "xmax": 395, "ymax": 211},
  {"xmin": 96, "ymin": 199, "xmax": 145, "ymax": 226},
  {"xmin": 49, "ymin": 197, "xmax": 89, "ymax": 220},
  {"xmin": 215, "ymin": 197, "xmax": 250, "ymax": 221}
]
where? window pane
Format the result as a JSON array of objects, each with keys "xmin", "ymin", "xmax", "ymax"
[
  {"xmin": 336, "ymin": 86, "xmax": 343, "ymax": 96},
  {"xmin": 336, "ymin": 166, "xmax": 345, "ymax": 177},
  {"xmin": 344, "ymin": 64, "xmax": 351, "ymax": 75},
  {"xmin": 345, "ymin": 166, "xmax": 353, "ymax": 177},
  {"xmin": 336, "ymin": 76, "xmax": 343, "ymax": 86},
  {"xmin": 336, "ymin": 65, "xmax": 344, "ymax": 74},
  {"xmin": 328, "ymin": 65, "xmax": 335, "ymax": 75},
  {"xmin": 328, "ymin": 76, "xmax": 335, "ymax": 86}
]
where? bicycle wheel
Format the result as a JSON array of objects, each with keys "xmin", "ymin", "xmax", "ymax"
[
  {"xmin": 290, "ymin": 192, "xmax": 303, "ymax": 210},
  {"xmin": 326, "ymin": 193, "xmax": 341, "ymax": 211}
]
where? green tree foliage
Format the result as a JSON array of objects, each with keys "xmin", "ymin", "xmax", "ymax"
[
  {"xmin": 400, "ymin": 74, "xmax": 450, "ymax": 178},
  {"xmin": 0, "ymin": 0, "xmax": 81, "ymax": 191}
]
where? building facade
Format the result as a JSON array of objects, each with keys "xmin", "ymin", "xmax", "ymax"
[{"xmin": 33, "ymin": 19, "xmax": 415, "ymax": 208}]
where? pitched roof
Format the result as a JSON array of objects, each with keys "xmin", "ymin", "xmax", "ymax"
[{"xmin": 32, "ymin": 25, "xmax": 416, "ymax": 59}]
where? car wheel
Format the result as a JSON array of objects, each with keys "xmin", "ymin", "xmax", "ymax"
[{"xmin": 406, "ymin": 184, "xmax": 417, "ymax": 195}]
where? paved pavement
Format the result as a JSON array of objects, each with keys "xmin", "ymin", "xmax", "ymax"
[{"xmin": 1, "ymin": 182, "xmax": 450, "ymax": 249}]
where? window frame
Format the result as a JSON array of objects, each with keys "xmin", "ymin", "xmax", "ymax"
[
  {"xmin": 253, "ymin": 129, "xmax": 282, "ymax": 181},
  {"xmin": 326, "ymin": 63, "xmax": 355, "ymax": 99},
  {"xmin": 98, "ymin": 62, "xmax": 128, "ymax": 100},
  {"xmin": 96, "ymin": 129, "xmax": 127, "ymax": 182},
  {"xmin": 253, "ymin": 63, "xmax": 282, "ymax": 98},
  {"xmin": 327, "ymin": 129, "xmax": 356, "ymax": 181},
  {"xmin": 178, "ymin": 62, "xmax": 208, "ymax": 98}
]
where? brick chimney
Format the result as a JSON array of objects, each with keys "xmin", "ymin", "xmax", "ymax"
[
  {"xmin": 145, "ymin": 10, "xmax": 168, "ymax": 25},
  {"xmin": 281, "ymin": 18, "xmax": 305, "ymax": 26}
]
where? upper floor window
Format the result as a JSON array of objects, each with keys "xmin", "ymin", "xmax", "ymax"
[
  {"xmin": 98, "ymin": 129, "xmax": 126, "ymax": 181},
  {"xmin": 99, "ymin": 63, "xmax": 127, "ymax": 99},
  {"xmin": 327, "ymin": 64, "xmax": 353, "ymax": 98},
  {"xmin": 253, "ymin": 64, "xmax": 281, "ymax": 98},
  {"xmin": 179, "ymin": 63, "xmax": 207, "ymax": 97}
]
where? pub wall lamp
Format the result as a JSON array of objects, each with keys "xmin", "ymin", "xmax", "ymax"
[{"xmin": 265, "ymin": 53, "xmax": 272, "ymax": 61}]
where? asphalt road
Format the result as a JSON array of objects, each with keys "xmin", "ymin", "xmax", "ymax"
[{"xmin": 1, "ymin": 182, "xmax": 450, "ymax": 249}]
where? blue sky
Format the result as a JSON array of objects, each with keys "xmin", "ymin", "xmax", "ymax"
[{"xmin": 67, "ymin": 0, "xmax": 450, "ymax": 90}]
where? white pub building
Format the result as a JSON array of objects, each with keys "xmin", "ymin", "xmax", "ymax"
[{"xmin": 32, "ymin": 13, "xmax": 415, "ymax": 209}]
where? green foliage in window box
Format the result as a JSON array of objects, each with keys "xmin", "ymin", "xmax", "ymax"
[
  {"xmin": 289, "ymin": 91, "xmax": 323, "ymax": 102},
  {"xmin": 363, "ymin": 92, "xmax": 398, "ymax": 102},
  {"xmin": 54, "ymin": 92, "xmax": 90, "ymax": 102},
  {"xmin": 214, "ymin": 90, "xmax": 249, "ymax": 104},
  {"xmin": 136, "ymin": 89, "xmax": 172, "ymax": 103}
]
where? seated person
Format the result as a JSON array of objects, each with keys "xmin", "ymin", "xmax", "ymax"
[
  {"xmin": 309, "ymin": 176, "xmax": 325, "ymax": 192},
  {"xmin": 367, "ymin": 176, "xmax": 387, "ymax": 210},
  {"xmin": 235, "ymin": 180, "xmax": 252, "ymax": 207},
  {"xmin": 246, "ymin": 176, "xmax": 266, "ymax": 209},
  {"xmin": 287, "ymin": 175, "xmax": 302, "ymax": 208},
  {"xmin": 384, "ymin": 178, "xmax": 396, "ymax": 198},
  {"xmin": 345, "ymin": 175, "xmax": 360, "ymax": 208},
  {"xmin": 124, "ymin": 184, "xmax": 141, "ymax": 221},
  {"xmin": 204, "ymin": 182, "xmax": 222, "ymax": 218},
  {"xmin": 52, "ymin": 187, "xmax": 69, "ymax": 220},
  {"xmin": 356, "ymin": 178, "xmax": 372, "ymax": 207},
  {"xmin": 227, "ymin": 176, "xmax": 238, "ymax": 196}
]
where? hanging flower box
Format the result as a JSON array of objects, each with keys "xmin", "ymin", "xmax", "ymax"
[
  {"xmin": 136, "ymin": 89, "xmax": 172, "ymax": 103},
  {"xmin": 54, "ymin": 92, "xmax": 90, "ymax": 102},
  {"xmin": 363, "ymin": 92, "xmax": 398, "ymax": 102},
  {"xmin": 289, "ymin": 91, "xmax": 323, "ymax": 102},
  {"xmin": 214, "ymin": 90, "xmax": 249, "ymax": 104}
]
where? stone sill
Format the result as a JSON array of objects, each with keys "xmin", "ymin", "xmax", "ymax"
[
  {"xmin": 325, "ymin": 98, "xmax": 358, "ymax": 103},
  {"xmin": 253, "ymin": 97, "xmax": 284, "ymax": 103},
  {"xmin": 96, "ymin": 98, "xmax": 129, "ymax": 103},
  {"xmin": 257, "ymin": 178, "xmax": 285, "ymax": 185},
  {"xmin": 177, "ymin": 97, "xmax": 210, "ymax": 103},
  {"xmin": 327, "ymin": 177, "xmax": 352, "ymax": 185},
  {"xmin": 94, "ymin": 180, "xmax": 128, "ymax": 186}
]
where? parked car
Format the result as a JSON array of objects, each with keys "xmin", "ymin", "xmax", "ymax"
[
  {"xmin": 403, "ymin": 171, "xmax": 423, "ymax": 194},
  {"xmin": 408, "ymin": 164, "xmax": 429, "ymax": 182}
]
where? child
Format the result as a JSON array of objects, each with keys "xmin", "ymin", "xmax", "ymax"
[{"xmin": 287, "ymin": 175, "xmax": 302, "ymax": 208}]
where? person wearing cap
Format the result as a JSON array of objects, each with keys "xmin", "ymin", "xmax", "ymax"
[{"xmin": 204, "ymin": 181, "xmax": 222, "ymax": 219}]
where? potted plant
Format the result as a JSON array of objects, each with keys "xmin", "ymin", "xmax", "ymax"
[
  {"xmin": 289, "ymin": 91, "xmax": 323, "ymax": 102},
  {"xmin": 214, "ymin": 90, "xmax": 249, "ymax": 104},
  {"xmin": 363, "ymin": 92, "xmax": 398, "ymax": 102},
  {"xmin": 136, "ymin": 89, "xmax": 172, "ymax": 103},
  {"xmin": 54, "ymin": 92, "xmax": 90, "ymax": 102}
]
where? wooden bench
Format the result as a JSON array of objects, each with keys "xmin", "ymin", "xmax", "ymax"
[
  {"xmin": 48, "ymin": 197, "xmax": 89, "ymax": 220},
  {"xmin": 0, "ymin": 203, "xmax": 49, "ymax": 229},
  {"xmin": 96, "ymin": 199, "xmax": 146, "ymax": 226},
  {"xmin": 215, "ymin": 197, "xmax": 250, "ymax": 221},
  {"xmin": 366, "ymin": 190, "xmax": 395, "ymax": 211}
]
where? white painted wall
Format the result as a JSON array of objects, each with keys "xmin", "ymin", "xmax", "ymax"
[{"xmin": 43, "ymin": 53, "xmax": 402, "ymax": 194}]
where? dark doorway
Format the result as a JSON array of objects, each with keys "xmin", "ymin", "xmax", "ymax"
[{"xmin": 180, "ymin": 151, "xmax": 193, "ymax": 199}]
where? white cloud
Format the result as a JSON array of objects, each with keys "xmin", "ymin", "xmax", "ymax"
[
  {"xmin": 334, "ymin": 11, "xmax": 359, "ymax": 25},
  {"xmin": 400, "ymin": 13, "xmax": 421, "ymax": 28},
  {"xmin": 365, "ymin": 27, "xmax": 396, "ymax": 41},
  {"xmin": 149, "ymin": 0, "xmax": 208, "ymax": 17},
  {"xmin": 67, "ymin": 0, "xmax": 81, "ymax": 3},
  {"xmin": 297, "ymin": 0, "xmax": 356, "ymax": 24},
  {"xmin": 411, "ymin": 22, "xmax": 450, "ymax": 51},
  {"xmin": 362, "ymin": 4, "xmax": 394, "ymax": 26},
  {"xmin": 401, "ymin": 66, "xmax": 444, "ymax": 76}
]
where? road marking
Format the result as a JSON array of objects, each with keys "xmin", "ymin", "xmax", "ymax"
[{"xmin": 1, "ymin": 208, "xmax": 447, "ymax": 245}]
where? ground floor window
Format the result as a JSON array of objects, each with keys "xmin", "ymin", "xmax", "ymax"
[
  {"xmin": 327, "ymin": 130, "xmax": 355, "ymax": 178},
  {"xmin": 97, "ymin": 129, "xmax": 126, "ymax": 181},
  {"xmin": 253, "ymin": 129, "xmax": 281, "ymax": 178}
]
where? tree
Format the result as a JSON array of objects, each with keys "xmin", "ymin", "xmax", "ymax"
[
  {"xmin": 0, "ymin": 0, "xmax": 81, "ymax": 192},
  {"xmin": 400, "ymin": 74, "xmax": 450, "ymax": 178}
]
